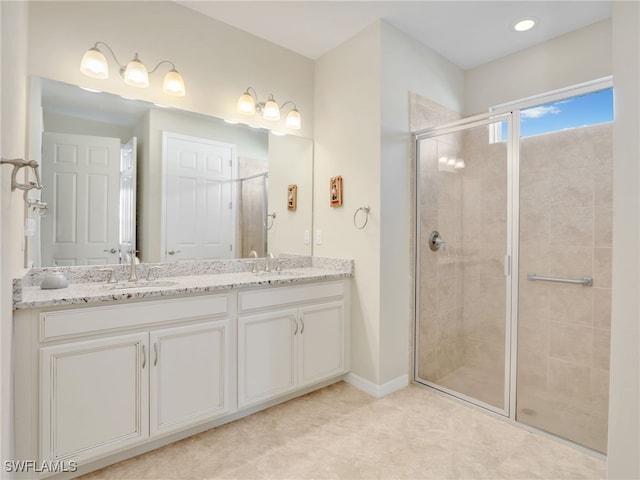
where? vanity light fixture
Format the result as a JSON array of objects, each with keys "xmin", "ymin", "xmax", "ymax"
[
  {"xmin": 80, "ymin": 41, "xmax": 186, "ymax": 96},
  {"xmin": 237, "ymin": 87, "xmax": 301, "ymax": 130}
]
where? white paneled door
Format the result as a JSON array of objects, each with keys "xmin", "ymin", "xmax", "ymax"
[
  {"xmin": 41, "ymin": 132, "xmax": 121, "ymax": 266},
  {"xmin": 164, "ymin": 133, "xmax": 237, "ymax": 261}
]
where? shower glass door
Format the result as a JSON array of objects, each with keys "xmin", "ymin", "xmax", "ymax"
[{"xmin": 415, "ymin": 115, "xmax": 512, "ymax": 415}]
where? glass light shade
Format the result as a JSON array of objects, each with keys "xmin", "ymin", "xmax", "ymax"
[
  {"xmin": 237, "ymin": 92, "xmax": 256, "ymax": 114},
  {"xmin": 447, "ymin": 158, "xmax": 456, "ymax": 166},
  {"xmin": 285, "ymin": 108, "xmax": 302, "ymax": 130},
  {"xmin": 262, "ymin": 96, "xmax": 281, "ymax": 121},
  {"xmin": 454, "ymin": 159, "xmax": 465, "ymax": 169},
  {"xmin": 80, "ymin": 47, "xmax": 109, "ymax": 79},
  {"xmin": 123, "ymin": 55, "xmax": 149, "ymax": 88},
  {"xmin": 163, "ymin": 69, "xmax": 185, "ymax": 96}
]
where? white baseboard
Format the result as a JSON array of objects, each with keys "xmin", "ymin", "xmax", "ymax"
[{"xmin": 344, "ymin": 372, "xmax": 409, "ymax": 398}]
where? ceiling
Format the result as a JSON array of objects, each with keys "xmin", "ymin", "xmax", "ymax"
[{"xmin": 177, "ymin": 1, "xmax": 611, "ymax": 69}]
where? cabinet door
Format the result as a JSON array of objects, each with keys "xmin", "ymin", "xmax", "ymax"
[
  {"xmin": 238, "ymin": 309, "xmax": 298, "ymax": 407},
  {"xmin": 150, "ymin": 321, "xmax": 230, "ymax": 436},
  {"xmin": 298, "ymin": 301, "xmax": 345, "ymax": 387},
  {"xmin": 40, "ymin": 333, "xmax": 149, "ymax": 463}
]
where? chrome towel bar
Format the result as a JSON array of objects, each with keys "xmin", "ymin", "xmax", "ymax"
[{"xmin": 527, "ymin": 272, "xmax": 593, "ymax": 286}]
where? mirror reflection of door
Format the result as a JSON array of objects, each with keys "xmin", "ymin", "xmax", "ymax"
[
  {"xmin": 163, "ymin": 133, "xmax": 237, "ymax": 261},
  {"xmin": 41, "ymin": 132, "xmax": 127, "ymax": 266}
]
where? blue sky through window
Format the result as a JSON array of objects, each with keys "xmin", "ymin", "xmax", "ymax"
[{"xmin": 499, "ymin": 88, "xmax": 613, "ymax": 139}]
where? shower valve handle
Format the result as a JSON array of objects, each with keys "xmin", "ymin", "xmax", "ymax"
[{"xmin": 428, "ymin": 231, "xmax": 446, "ymax": 252}]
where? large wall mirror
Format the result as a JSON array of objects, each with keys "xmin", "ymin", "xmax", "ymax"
[{"xmin": 28, "ymin": 77, "xmax": 313, "ymax": 267}]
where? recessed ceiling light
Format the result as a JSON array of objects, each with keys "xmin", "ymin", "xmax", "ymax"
[{"xmin": 514, "ymin": 17, "xmax": 536, "ymax": 32}]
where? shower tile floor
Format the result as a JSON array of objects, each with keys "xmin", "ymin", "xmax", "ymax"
[{"xmin": 80, "ymin": 381, "xmax": 605, "ymax": 479}]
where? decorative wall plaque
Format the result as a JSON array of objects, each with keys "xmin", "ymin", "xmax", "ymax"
[
  {"xmin": 330, "ymin": 176, "xmax": 343, "ymax": 207},
  {"xmin": 287, "ymin": 184, "xmax": 297, "ymax": 211}
]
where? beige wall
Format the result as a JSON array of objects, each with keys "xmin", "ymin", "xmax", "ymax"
[
  {"xmin": 379, "ymin": 22, "xmax": 465, "ymax": 385},
  {"xmin": 267, "ymin": 133, "xmax": 314, "ymax": 256},
  {"xmin": 314, "ymin": 22, "xmax": 383, "ymax": 384},
  {"xmin": 465, "ymin": 19, "xmax": 612, "ymax": 115},
  {"xmin": 27, "ymin": 1, "xmax": 315, "ymax": 138},
  {"xmin": 1, "ymin": 0, "xmax": 30, "ymax": 464},
  {"xmin": 608, "ymin": 1, "xmax": 640, "ymax": 477},
  {"xmin": 315, "ymin": 21, "xmax": 465, "ymax": 387}
]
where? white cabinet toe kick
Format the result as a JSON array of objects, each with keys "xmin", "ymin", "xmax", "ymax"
[{"xmin": 13, "ymin": 279, "xmax": 350, "ymax": 478}]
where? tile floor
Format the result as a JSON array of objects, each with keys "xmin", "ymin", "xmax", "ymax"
[{"xmin": 80, "ymin": 381, "xmax": 606, "ymax": 479}]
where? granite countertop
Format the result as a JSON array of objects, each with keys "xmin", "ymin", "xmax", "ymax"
[{"xmin": 13, "ymin": 256, "xmax": 353, "ymax": 310}]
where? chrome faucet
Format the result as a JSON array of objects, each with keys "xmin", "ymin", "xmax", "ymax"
[
  {"xmin": 128, "ymin": 251, "xmax": 139, "ymax": 282},
  {"xmin": 265, "ymin": 252, "xmax": 275, "ymax": 272},
  {"xmin": 248, "ymin": 250, "xmax": 259, "ymax": 273}
]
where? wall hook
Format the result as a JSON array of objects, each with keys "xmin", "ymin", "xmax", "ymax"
[{"xmin": 1, "ymin": 158, "xmax": 43, "ymax": 191}]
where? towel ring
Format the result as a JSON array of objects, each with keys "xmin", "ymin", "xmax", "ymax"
[
  {"xmin": 266, "ymin": 212, "xmax": 276, "ymax": 230},
  {"xmin": 353, "ymin": 205, "xmax": 370, "ymax": 229}
]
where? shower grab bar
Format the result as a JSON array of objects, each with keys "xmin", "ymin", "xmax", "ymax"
[{"xmin": 527, "ymin": 272, "xmax": 593, "ymax": 287}]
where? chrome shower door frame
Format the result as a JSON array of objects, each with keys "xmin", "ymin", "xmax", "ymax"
[{"xmin": 413, "ymin": 111, "xmax": 517, "ymax": 418}]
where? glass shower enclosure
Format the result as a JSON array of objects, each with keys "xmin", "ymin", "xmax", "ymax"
[
  {"xmin": 414, "ymin": 81, "xmax": 613, "ymax": 454},
  {"xmin": 415, "ymin": 114, "xmax": 513, "ymax": 415}
]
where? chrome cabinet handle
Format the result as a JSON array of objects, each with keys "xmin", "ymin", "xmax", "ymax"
[
  {"xmin": 141, "ymin": 344, "xmax": 146, "ymax": 369},
  {"xmin": 153, "ymin": 342, "xmax": 159, "ymax": 366},
  {"xmin": 103, "ymin": 248, "xmax": 117, "ymax": 254},
  {"xmin": 293, "ymin": 319, "xmax": 298, "ymax": 335},
  {"xmin": 167, "ymin": 250, "xmax": 181, "ymax": 255},
  {"xmin": 300, "ymin": 318, "xmax": 305, "ymax": 334}
]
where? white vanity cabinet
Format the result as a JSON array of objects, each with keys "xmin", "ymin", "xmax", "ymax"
[
  {"xmin": 40, "ymin": 332, "xmax": 150, "ymax": 465},
  {"xmin": 149, "ymin": 321, "xmax": 230, "ymax": 437},
  {"xmin": 14, "ymin": 276, "xmax": 350, "ymax": 478},
  {"xmin": 237, "ymin": 280, "xmax": 349, "ymax": 408},
  {"xmin": 16, "ymin": 293, "xmax": 234, "ymax": 470}
]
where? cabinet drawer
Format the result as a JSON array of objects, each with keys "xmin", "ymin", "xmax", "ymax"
[
  {"xmin": 239, "ymin": 281, "xmax": 344, "ymax": 313},
  {"xmin": 40, "ymin": 294, "xmax": 229, "ymax": 341}
]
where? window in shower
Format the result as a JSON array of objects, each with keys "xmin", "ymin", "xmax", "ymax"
[{"xmin": 494, "ymin": 87, "xmax": 613, "ymax": 140}]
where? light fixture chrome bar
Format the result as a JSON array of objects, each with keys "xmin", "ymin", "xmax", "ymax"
[{"xmin": 527, "ymin": 272, "xmax": 593, "ymax": 286}]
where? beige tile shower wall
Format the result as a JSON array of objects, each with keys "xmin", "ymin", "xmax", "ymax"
[
  {"xmin": 238, "ymin": 157, "xmax": 268, "ymax": 258},
  {"xmin": 517, "ymin": 122, "xmax": 612, "ymax": 453},
  {"xmin": 413, "ymin": 94, "xmax": 465, "ymax": 384},
  {"xmin": 417, "ymin": 135, "xmax": 465, "ymax": 382},
  {"xmin": 460, "ymin": 125, "xmax": 508, "ymax": 398}
]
